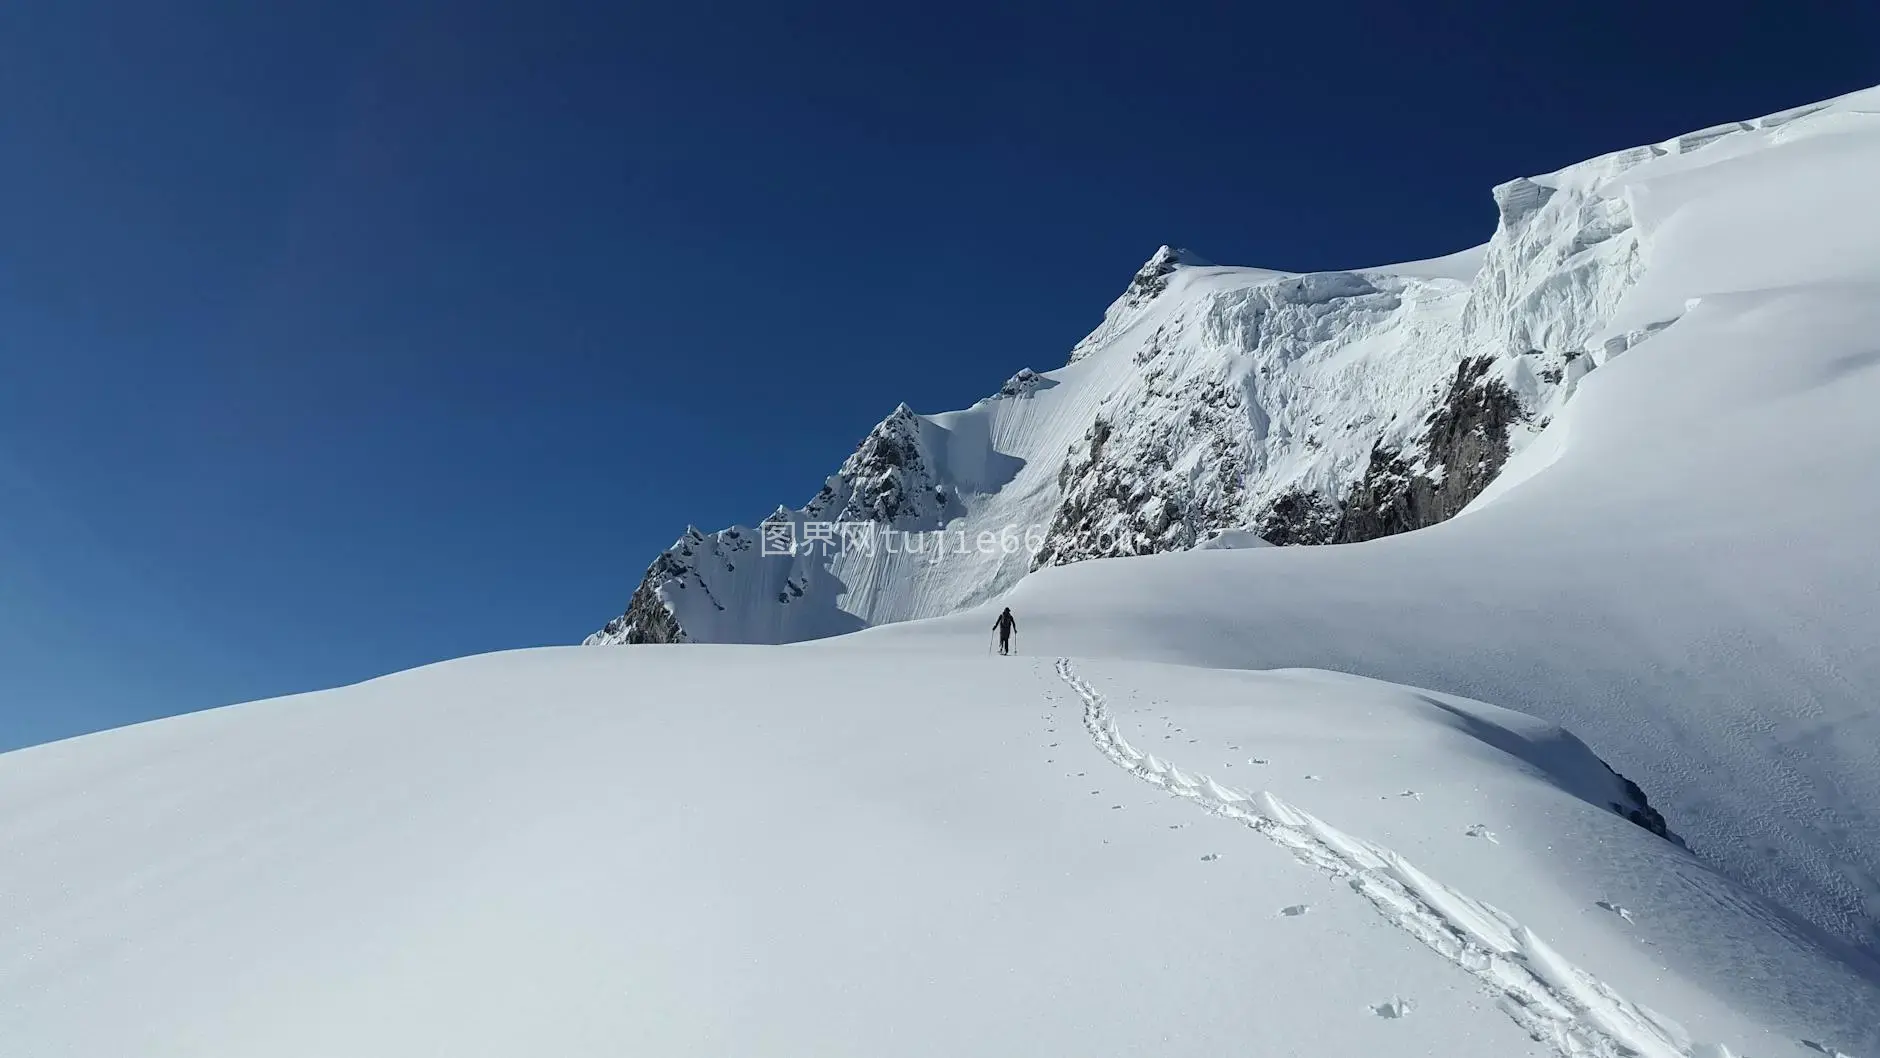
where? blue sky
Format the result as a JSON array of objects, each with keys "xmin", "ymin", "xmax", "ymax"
[{"xmin": 2, "ymin": 1, "xmax": 1875, "ymax": 750}]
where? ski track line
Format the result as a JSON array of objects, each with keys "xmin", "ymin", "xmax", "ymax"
[{"xmin": 1053, "ymin": 657, "xmax": 1720, "ymax": 1058}]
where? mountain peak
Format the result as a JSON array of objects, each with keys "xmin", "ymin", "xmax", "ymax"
[
  {"xmin": 1126, "ymin": 246, "xmax": 1208, "ymax": 300},
  {"xmin": 1142, "ymin": 244, "xmax": 1209, "ymax": 270}
]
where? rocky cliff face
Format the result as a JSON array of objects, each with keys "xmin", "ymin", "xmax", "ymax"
[
  {"xmin": 590, "ymin": 99, "xmax": 1804, "ymax": 647},
  {"xmin": 1259, "ymin": 354, "xmax": 1527, "ymax": 545},
  {"xmin": 803, "ymin": 404, "xmax": 952, "ymax": 528}
]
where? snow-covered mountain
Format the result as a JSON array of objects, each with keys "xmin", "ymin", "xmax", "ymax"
[
  {"xmin": 588, "ymin": 92, "xmax": 1735, "ymax": 644},
  {"xmin": 844, "ymin": 82, "xmax": 1880, "ymax": 965}
]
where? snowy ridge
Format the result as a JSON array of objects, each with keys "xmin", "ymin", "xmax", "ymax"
[
  {"xmin": 591, "ymin": 87, "xmax": 1875, "ymax": 646},
  {"xmin": 1063, "ymin": 244, "xmax": 1221, "ymax": 364}
]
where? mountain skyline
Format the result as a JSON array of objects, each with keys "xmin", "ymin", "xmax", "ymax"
[{"xmin": 586, "ymin": 85, "xmax": 1765, "ymax": 646}]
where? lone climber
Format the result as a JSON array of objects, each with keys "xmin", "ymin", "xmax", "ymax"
[{"xmin": 993, "ymin": 607, "xmax": 1018, "ymax": 655}]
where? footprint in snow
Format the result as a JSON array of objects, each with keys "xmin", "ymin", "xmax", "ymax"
[
  {"xmin": 1466, "ymin": 824, "xmax": 1500, "ymax": 844},
  {"xmin": 1279, "ymin": 904, "xmax": 1310, "ymax": 917},
  {"xmin": 1370, "ymin": 997, "xmax": 1414, "ymax": 1019}
]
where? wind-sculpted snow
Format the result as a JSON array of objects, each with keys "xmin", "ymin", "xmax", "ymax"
[
  {"xmin": 590, "ymin": 87, "xmax": 1871, "ymax": 645},
  {"xmin": 1055, "ymin": 658, "xmax": 1880, "ymax": 1057},
  {"xmin": 1057, "ymin": 658, "xmax": 1691, "ymax": 1058}
]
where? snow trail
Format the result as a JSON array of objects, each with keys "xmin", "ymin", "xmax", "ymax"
[{"xmin": 1054, "ymin": 657, "xmax": 1714, "ymax": 1058}]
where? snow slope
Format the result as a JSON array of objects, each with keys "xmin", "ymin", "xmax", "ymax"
[
  {"xmin": 850, "ymin": 87, "xmax": 1880, "ymax": 959},
  {"xmin": 4, "ymin": 647, "xmax": 1875, "ymax": 1057}
]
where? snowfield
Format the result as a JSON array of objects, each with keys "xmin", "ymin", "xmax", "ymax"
[
  {"xmin": 4, "ymin": 648, "xmax": 1875, "ymax": 1057},
  {"xmin": 8, "ymin": 85, "xmax": 1880, "ymax": 1057}
]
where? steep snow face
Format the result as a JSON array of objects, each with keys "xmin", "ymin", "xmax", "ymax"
[
  {"xmin": 591, "ymin": 87, "xmax": 1868, "ymax": 646},
  {"xmin": 1063, "ymin": 244, "xmax": 1221, "ymax": 364},
  {"xmin": 1037, "ymin": 265, "xmax": 1479, "ymax": 559}
]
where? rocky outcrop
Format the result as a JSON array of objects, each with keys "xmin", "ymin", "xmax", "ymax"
[
  {"xmin": 1606, "ymin": 764, "xmax": 1682, "ymax": 845},
  {"xmin": 804, "ymin": 404, "xmax": 950, "ymax": 527},
  {"xmin": 994, "ymin": 368, "xmax": 1051, "ymax": 399},
  {"xmin": 1065, "ymin": 246, "xmax": 1209, "ymax": 364},
  {"xmin": 1254, "ymin": 490, "xmax": 1341, "ymax": 546},
  {"xmin": 1326, "ymin": 356, "xmax": 1524, "ymax": 543},
  {"xmin": 1120, "ymin": 244, "xmax": 1190, "ymax": 304},
  {"xmin": 586, "ymin": 570, "xmax": 689, "ymax": 645},
  {"xmin": 1033, "ymin": 362, "xmax": 1255, "ymax": 566},
  {"xmin": 583, "ymin": 534, "xmax": 712, "ymax": 645},
  {"xmin": 1032, "ymin": 416, "xmax": 1195, "ymax": 565}
]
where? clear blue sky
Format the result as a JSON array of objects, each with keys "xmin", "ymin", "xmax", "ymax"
[{"xmin": 2, "ymin": 1, "xmax": 1874, "ymax": 750}]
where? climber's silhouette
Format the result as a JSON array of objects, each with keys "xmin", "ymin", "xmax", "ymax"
[{"xmin": 993, "ymin": 607, "xmax": 1018, "ymax": 655}]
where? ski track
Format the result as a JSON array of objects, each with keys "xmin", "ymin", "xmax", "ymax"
[{"xmin": 1053, "ymin": 657, "xmax": 1719, "ymax": 1058}]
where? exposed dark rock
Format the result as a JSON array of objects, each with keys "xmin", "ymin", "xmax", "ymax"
[
  {"xmin": 1604, "ymin": 763, "xmax": 1683, "ymax": 845},
  {"xmin": 994, "ymin": 368, "xmax": 1054, "ymax": 399},
  {"xmin": 1033, "ymin": 372, "xmax": 1253, "ymax": 568},
  {"xmin": 1256, "ymin": 356, "xmax": 1525, "ymax": 546},
  {"xmin": 805, "ymin": 404, "xmax": 947, "ymax": 527},
  {"xmin": 1255, "ymin": 490, "xmax": 1341, "ymax": 546},
  {"xmin": 1121, "ymin": 245, "xmax": 1193, "ymax": 306},
  {"xmin": 590, "ymin": 552, "xmax": 690, "ymax": 644}
]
